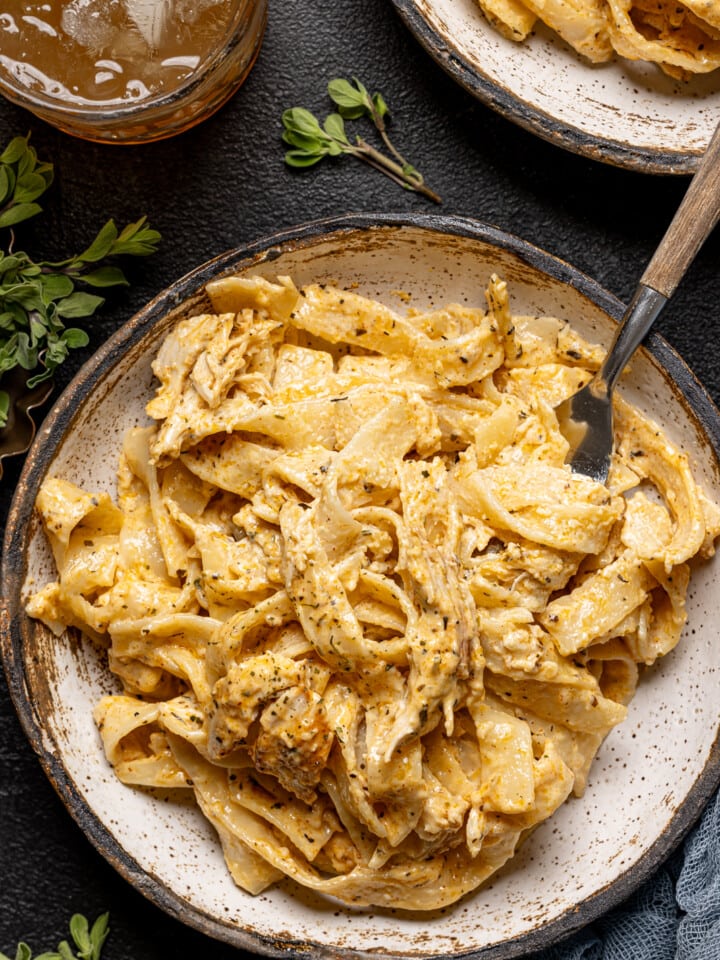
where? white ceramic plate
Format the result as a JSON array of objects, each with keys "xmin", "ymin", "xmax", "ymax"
[
  {"xmin": 390, "ymin": 0, "xmax": 720, "ymax": 173},
  {"xmin": 3, "ymin": 214, "xmax": 720, "ymax": 958}
]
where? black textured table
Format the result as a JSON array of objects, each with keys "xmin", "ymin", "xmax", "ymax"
[{"xmin": 1, "ymin": 0, "xmax": 719, "ymax": 956}]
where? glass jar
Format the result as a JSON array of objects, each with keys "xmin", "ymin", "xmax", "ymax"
[{"xmin": 0, "ymin": 0, "xmax": 267, "ymax": 143}]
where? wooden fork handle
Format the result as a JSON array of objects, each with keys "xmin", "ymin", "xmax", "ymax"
[{"xmin": 641, "ymin": 118, "xmax": 720, "ymax": 299}]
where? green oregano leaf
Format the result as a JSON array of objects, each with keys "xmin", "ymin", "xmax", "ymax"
[
  {"xmin": 0, "ymin": 133, "xmax": 161, "ymax": 430},
  {"xmin": 282, "ymin": 79, "xmax": 441, "ymax": 204}
]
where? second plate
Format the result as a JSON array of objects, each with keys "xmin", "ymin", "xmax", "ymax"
[{"xmin": 391, "ymin": 0, "xmax": 720, "ymax": 173}]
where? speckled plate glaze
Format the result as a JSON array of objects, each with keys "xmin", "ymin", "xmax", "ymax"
[
  {"xmin": 390, "ymin": 0, "xmax": 720, "ymax": 173},
  {"xmin": 3, "ymin": 213, "xmax": 720, "ymax": 958}
]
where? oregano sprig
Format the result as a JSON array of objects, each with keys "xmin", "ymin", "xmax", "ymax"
[
  {"xmin": 0, "ymin": 134, "xmax": 54, "ymax": 230},
  {"xmin": 0, "ymin": 912, "xmax": 109, "ymax": 960},
  {"xmin": 0, "ymin": 134, "xmax": 161, "ymax": 430},
  {"xmin": 282, "ymin": 78, "xmax": 441, "ymax": 203}
]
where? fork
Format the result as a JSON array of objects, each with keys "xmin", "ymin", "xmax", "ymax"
[{"xmin": 556, "ymin": 118, "xmax": 720, "ymax": 484}]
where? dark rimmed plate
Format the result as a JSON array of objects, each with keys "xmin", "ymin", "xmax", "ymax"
[
  {"xmin": 2, "ymin": 213, "xmax": 720, "ymax": 957},
  {"xmin": 390, "ymin": 0, "xmax": 720, "ymax": 173}
]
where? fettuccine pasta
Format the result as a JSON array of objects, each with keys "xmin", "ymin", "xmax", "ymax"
[
  {"xmin": 475, "ymin": 0, "xmax": 720, "ymax": 80},
  {"xmin": 27, "ymin": 274, "xmax": 720, "ymax": 909}
]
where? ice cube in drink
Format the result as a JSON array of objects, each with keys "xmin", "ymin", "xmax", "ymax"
[{"xmin": 123, "ymin": 0, "xmax": 170, "ymax": 49}]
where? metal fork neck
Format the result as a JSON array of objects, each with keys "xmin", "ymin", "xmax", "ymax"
[{"xmin": 599, "ymin": 284, "xmax": 668, "ymax": 393}]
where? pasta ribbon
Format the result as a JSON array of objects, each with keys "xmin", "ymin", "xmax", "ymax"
[
  {"xmin": 473, "ymin": 0, "xmax": 720, "ymax": 79},
  {"xmin": 27, "ymin": 275, "xmax": 719, "ymax": 910}
]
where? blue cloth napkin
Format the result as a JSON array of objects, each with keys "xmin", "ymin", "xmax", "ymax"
[{"xmin": 529, "ymin": 789, "xmax": 720, "ymax": 960}]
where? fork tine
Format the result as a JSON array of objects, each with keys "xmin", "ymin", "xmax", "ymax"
[
  {"xmin": 556, "ymin": 379, "xmax": 613, "ymax": 484},
  {"xmin": 556, "ymin": 286, "xmax": 666, "ymax": 484}
]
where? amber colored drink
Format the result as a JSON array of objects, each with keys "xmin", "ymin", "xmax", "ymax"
[{"xmin": 0, "ymin": 0, "xmax": 266, "ymax": 141}]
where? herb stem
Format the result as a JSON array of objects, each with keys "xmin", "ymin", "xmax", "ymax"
[
  {"xmin": 354, "ymin": 149, "xmax": 416, "ymax": 193},
  {"xmin": 369, "ymin": 106, "xmax": 412, "ymax": 171},
  {"xmin": 282, "ymin": 79, "xmax": 442, "ymax": 204},
  {"xmin": 354, "ymin": 137, "xmax": 441, "ymax": 203}
]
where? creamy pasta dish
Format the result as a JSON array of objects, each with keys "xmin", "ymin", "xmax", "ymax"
[
  {"xmin": 27, "ymin": 273, "xmax": 720, "ymax": 909},
  {"xmin": 476, "ymin": 0, "xmax": 720, "ymax": 80}
]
